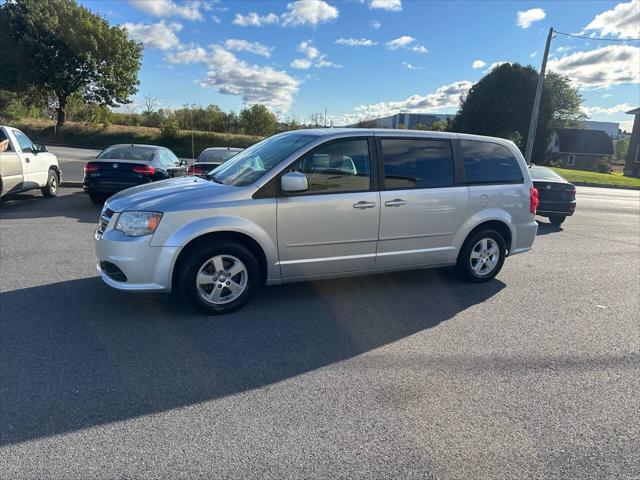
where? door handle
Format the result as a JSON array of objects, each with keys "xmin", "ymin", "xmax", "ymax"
[
  {"xmin": 385, "ymin": 199, "xmax": 407, "ymax": 207},
  {"xmin": 25, "ymin": 157, "xmax": 30, "ymax": 163},
  {"xmin": 352, "ymin": 201, "xmax": 376, "ymax": 209}
]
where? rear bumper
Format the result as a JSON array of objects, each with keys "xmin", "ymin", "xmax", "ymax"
[
  {"xmin": 84, "ymin": 178, "xmax": 152, "ymax": 194},
  {"xmin": 537, "ymin": 200, "xmax": 576, "ymax": 217}
]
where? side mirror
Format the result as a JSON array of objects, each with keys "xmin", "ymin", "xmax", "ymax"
[
  {"xmin": 33, "ymin": 144, "xmax": 48, "ymax": 154},
  {"xmin": 281, "ymin": 171, "xmax": 308, "ymax": 193}
]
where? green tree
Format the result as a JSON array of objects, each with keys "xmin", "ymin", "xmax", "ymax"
[
  {"xmin": 614, "ymin": 137, "xmax": 630, "ymax": 161},
  {"xmin": 429, "ymin": 120, "xmax": 449, "ymax": 132},
  {"xmin": 239, "ymin": 104, "xmax": 276, "ymax": 136},
  {"xmin": 451, "ymin": 63, "xmax": 584, "ymax": 163},
  {"xmin": 0, "ymin": 0, "xmax": 142, "ymax": 126}
]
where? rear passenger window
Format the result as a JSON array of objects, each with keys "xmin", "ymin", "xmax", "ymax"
[
  {"xmin": 461, "ymin": 141, "xmax": 523, "ymax": 185},
  {"xmin": 381, "ymin": 138, "xmax": 454, "ymax": 189}
]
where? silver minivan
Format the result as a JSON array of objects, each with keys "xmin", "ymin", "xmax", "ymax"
[{"xmin": 95, "ymin": 129, "xmax": 538, "ymax": 314}]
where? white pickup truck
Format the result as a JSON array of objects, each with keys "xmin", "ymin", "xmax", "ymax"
[{"xmin": 0, "ymin": 126, "xmax": 61, "ymax": 198}]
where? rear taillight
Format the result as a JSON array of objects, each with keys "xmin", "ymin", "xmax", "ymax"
[
  {"xmin": 530, "ymin": 187, "xmax": 539, "ymax": 214},
  {"xmin": 132, "ymin": 165, "xmax": 155, "ymax": 175},
  {"xmin": 188, "ymin": 165, "xmax": 205, "ymax": 175},
  {"xmin": 84, "ymin": 162, "xmax": 99, "ymax": 173},
  {"xmin": 569, "ymin": 188, "xmax": 576, "ymax": 200}
]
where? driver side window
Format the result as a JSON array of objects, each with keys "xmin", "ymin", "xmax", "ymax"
[
  {"xmin": 13, "ymin": 131, "xmax": 34, "ymax": 153},
  {"xmin": 287, "ymin": 139, "xmax": 370, "ymax": 194}
]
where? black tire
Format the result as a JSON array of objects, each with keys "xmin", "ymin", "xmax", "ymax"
[
  {"xmin": 88, "ymin": 193, "xmax": 105, "ymax": 205},
  {"xmin": 41, "ymin": 169, "xmax": 59, "ymax": 198},
  {"xmin": 178, "ymin": 240, "xmax": 261, "ymax": 315},
  {"xmin": 456, "ymin": 229, "xmax": 506, "ymax": 283},
  {"xmin": 549, "ymin": 215, "xmax": 566, "ymax": 226}
]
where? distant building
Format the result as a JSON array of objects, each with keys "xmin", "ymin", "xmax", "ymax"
[
  {"xmin": 583, "ymin": 120, "xmax": 620, "ymax": 138},
  {"xmin": 547, "ymin": 128, "xmax": 614, "ymax": 171},
  {"xmin": 349, "ymin": 112, "xmax": 454, "ymax": 129},
  {"xmin": 624, "ymin": 107, "xmax": 639, "ymax": 178}
]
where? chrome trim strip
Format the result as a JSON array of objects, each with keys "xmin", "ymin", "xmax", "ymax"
[
  {"xmin": 277, "ymin": 246, "xmax": 454, "ymax": 265},
  {"xmin": 379, "ymin": 232, "xmax": 451, "ymax": 241},
  {"xmin": 285, "ymin": 238, "xmax": 378, "ymax": 248}
]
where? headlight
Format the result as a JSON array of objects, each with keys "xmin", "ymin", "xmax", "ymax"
[{"xmin": 115, "ymin": 211, "xmax": 163, "ymax": 237}]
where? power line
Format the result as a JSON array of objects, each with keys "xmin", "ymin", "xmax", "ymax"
[{"xmin": 553, "ymin": 30, "xmax": 640, "ymax": 42}]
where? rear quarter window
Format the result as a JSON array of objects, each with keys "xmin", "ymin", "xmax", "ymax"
[{"xmin": 461, "ymin": 140, "xmax": 524, "ymax": 185}]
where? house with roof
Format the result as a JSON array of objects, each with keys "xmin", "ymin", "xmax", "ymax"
[
  {"xmin": 547, "ymin": 128, "xmax": 614, "ymax": 171},
  {"xmin": 624, "ymin": 107, "xmax": 639, "ymax": 178}
]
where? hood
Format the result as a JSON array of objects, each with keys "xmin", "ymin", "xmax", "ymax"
[{"xmin": 106, "ymin": 176, "xmax": 239, "ymax": 212}]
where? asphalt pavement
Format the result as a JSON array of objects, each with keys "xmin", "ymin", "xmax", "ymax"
[{"xmin": 0, "ymin": 186, "xmax": 638, "ymax": 479}]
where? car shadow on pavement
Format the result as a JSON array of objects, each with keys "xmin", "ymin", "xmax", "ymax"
[
  {"xmin": 0, "ymin": 189, "xmax": 100, "ymax": 223},
  {"xmin": 535, "ymin": 221, "xmax": 564, "ymax": 235},
  {"xmin": 0, "ymin": 269, "xmax": 504, "ymax": 446}
]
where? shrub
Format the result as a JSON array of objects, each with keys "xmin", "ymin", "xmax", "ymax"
[
  {"xmin": 596, "ymin": 157, "xmax": 612, "ymax": 173},
  {"xmin": 160, "ymin": 117, "xmax": 180, "ymax": 138}
]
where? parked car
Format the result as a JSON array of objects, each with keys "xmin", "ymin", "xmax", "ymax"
[
  {"xmin": 529, "ymin": 165, "xmax": 576, "ymax": 226},
  {"xmin": 95, "ymin": 129, "xmax": 539, "ymax": 315},
  {"xmin": 187, "ymin": 147, "xmax": 243, "ymax": 177},
  {"xmin": 0, "ymin": 126, "xmax": 60, "ymax": 199},
  {"xmin": 83, "ymin": 144, "xmax": 187, "ymax": 204}
]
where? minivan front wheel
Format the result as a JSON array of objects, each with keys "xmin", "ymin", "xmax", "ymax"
[
  {"xmin": 178, "ymin": 241, "xmax": 260, "ymax": 315},
  {"xmin": 457, "ymin": 229, "xmax": 506, "ymax": 282}
]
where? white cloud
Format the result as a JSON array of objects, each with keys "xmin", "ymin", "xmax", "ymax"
[
  {"xmin": 129, "ymin": 0, "xmax": 203, "ymax": 21},
  {"xmin": 291, "ymin": 40, "xmax": 340, "ymax": 69},
  {"xmin": 581, "ymin": 103, "xmax": 635, "ymax": 115},
  {"xmin": 224, "ymin": 39, "xmax": 273, "ymax": 57},
  {"xmin": 232, "ymin": 0, "xmax": 338, "ymax": 28},
  {"xmin": 369, "ymin": 0, "xmax": 402, "ymax": 12},
  {"xmin": 202, "ymin": 46, "xmax": 299, "ymax": 111},
  {"xmin": 620, "ymin": 119, "xmax": 634, "ymax": 132},
  {"xmin": 472, "ymin": 59, "xmax": 486, "ymax": 69},
  {"xmin": 483, "ymin": 61, "xmax": 510, "ymax": 73},
  {"xmin": 412, "ymin": 45, "xmax": 428, "ymax": 54},
  {"xmin": 211, "ymin": 15, "xmax": 221, "ymax": 23},
  {"xmin": 164, "ymin": 46, "xmax": 208, "ymax": 63},
  {"xmin": 402, "ymin": 62, "xmax": 425, "ymax": 70},
  {"xmin": 386, "ymin": 35, "xmax": 415, "ymax": 49},
  {"xmin": 123, "ymin": 21, "xmax": 183, "ymax": 50},
  {"xmin": 371, "ymin": 20, "xmax": 381, "ymax": 28},
  {"xmin": 602, "ymin": 94, "xmax": 612, "ymax": 98},
  {"xmin": 584, "ymin": 0, "xmax": 640, "ymax": 39},
  {"xmin": 281, "ymin": 0, "xmax": 339, "ymax": 27},
  {"xmin": 335, "ymin": 37, "xmax": 378, "ymax": 46},
  {"xmin": 232, "ymin": 12, "xmax": 280, "ymax": 27},
  {"xmin": 339, "ymin": 80, "xmax": 472, "ymax": 124},
  {"xmin": 530, "ymin": 51, "xmax": 538, "ymax": 58},
  {"xmin": 516, "ymin": 8, "xmax": 546, "ymax": 29},
  {"xmin": 548, "ymin": 45, "xmax": 640, "ymax": 87},
  {"xmin": 290, "ymin": 58, "xmax": 312, "ymax": 69}
]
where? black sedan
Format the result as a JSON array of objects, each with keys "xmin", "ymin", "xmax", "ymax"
[
  {"xmin": 83, "ymin": 144, "xmax": 187, "ymax": 204},
  {"xmin": 187, "ymin": 147, "xmax": 243, "ymax": 177},
  {"xmin": 530, "ymin": 166, "xmax": 576, "ymax": 226}
]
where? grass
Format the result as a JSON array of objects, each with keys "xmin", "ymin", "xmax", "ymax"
[
  {"xmin": 11, "ymin": 118, "xmax": 264, "ymax": 158},
  {"xmin": 550, "ymin": 167, "xmax": 640, "ymax": 188}
]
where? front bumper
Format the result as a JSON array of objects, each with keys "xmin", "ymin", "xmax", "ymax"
[{"xmin": 96, "ymin": 227, "xmax": 180, "ymax": 292}]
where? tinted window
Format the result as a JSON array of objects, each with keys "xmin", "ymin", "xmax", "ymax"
[
  {"xmin": 462, "ymin": 141, "xmax": 523, "ymax": 185},
  {"xmin": 156, "ymin": 150, "xmax": 174, "ymax": 168},
  {"xmin": 381, "ymin": 138, "xmax": 454, "ymax": 189},
  {"xmin": 530, "ymin": 166, "xmax": 565, "ymax": 182},
  {"xmin": 287, "ymin": 139, "xmax": 370, "ymax": 194},
  {"xmin": 98, "ymin": 146, "xmax": 156, "ymax": 162},
  {"xmin": 198, "ymin": 150, "xmax": 239, "ymax": 163},
  {"xmin": 13, "ymin": 131, "xmax": 34, "ymax": 153}
]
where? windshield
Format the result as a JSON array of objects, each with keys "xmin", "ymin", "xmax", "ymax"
[
  {"xmin": 97, "ymin": 146, "xmax": 156, "ymax": 162},
  {"xmin": 210, "ymin": 133, "xmax": 317, "ymax": 186},
  {"xmin": 198, "ymin": 149, "xmax": 240, "ymax": 163},
  {"xmin": 530, "ymin": 167, "xmax": 565, "ymax": 182}
]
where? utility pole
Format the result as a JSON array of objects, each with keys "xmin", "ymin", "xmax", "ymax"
[{"xmin": 525, "ymin": 27, "xmax": 553, "ymax": 165}]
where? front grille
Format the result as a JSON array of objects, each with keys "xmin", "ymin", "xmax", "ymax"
[{"xmin": 95, "ymin": 207, "xmax": 114, "ymax": 239}]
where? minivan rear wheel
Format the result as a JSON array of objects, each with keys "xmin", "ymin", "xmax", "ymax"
[
  {"xmin": 456, "ymin": 229, "xmax": 506, "ymax": 282},
  {"xmin": 178, "ymin": 241, "xmax": 260, "ymax": 315}
]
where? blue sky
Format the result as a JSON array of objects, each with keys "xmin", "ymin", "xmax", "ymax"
[{"xmin": 83, "ymin": 0, "xmax": 639, "ymax": 130}]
